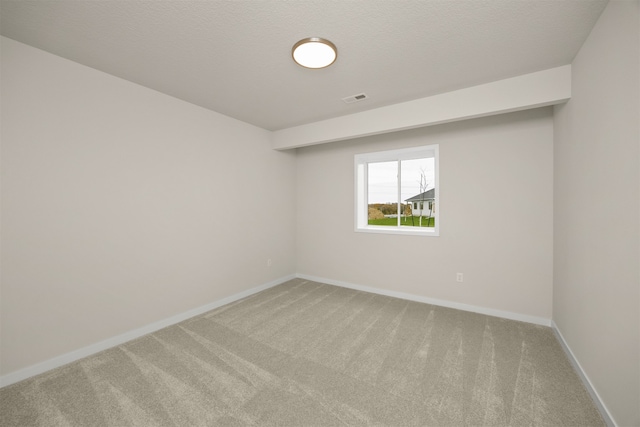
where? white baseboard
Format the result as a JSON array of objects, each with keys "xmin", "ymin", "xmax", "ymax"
[
  {"xmin": 297, "ymin": 273, "xmax": 552, "ymax": 327},
  {"xmin": 0, "ymin": 274, "xmax": 295, "ymax": 388},
  {"xmin": 551, "ymin": 321, "xmax": 616, "ymax": 427}
]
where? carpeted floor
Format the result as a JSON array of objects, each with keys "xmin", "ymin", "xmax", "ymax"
[{"xmin": 1, "ymin": 278, "xmax": 604, "ymax": 426}]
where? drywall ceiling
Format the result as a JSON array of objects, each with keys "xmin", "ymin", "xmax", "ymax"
[{"xmin": 0, "ymin": 0, "xmax": 607, "ymax": 131}]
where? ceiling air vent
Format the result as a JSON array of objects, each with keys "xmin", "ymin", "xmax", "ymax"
[{"xmin": 342, "ymin": 93, "xmax": 368, "ymax": 104}]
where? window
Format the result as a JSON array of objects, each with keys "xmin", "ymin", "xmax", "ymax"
[{"xmin": 355, "ymin": 144, "xmax": 439, "ymax": 236}]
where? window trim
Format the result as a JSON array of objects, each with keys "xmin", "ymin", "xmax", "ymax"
[{"xmin": 354, "ymin": 144, "xmax": 439, "ymax": 236}]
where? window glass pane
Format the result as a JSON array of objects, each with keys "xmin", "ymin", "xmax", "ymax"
[
  {"xmin": 367, "ymin": 161, "xmax": 397, "ymax": 226},
  {"xmin": 400, "ymin": 157, "xmax": 435, "ymax": 228},
  {"xmin": 354, "ymin": 144, "xmax": 438, "ymax": 236}
]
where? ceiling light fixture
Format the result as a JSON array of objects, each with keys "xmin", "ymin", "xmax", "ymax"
[{"xmin": 292, "ymin": 37, "xmax": 337, "ymax": 69}]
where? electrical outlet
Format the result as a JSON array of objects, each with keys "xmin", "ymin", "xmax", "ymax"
[
  {"xmin": 267, "ymin": 259, "xmax": 272, "ymax": 267},
  {"xmin": 456, "ymin": 273, "xmax": 463, "ymax": 282}
]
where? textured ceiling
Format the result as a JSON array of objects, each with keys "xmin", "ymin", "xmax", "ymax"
[{"xmin": 0, "ymin": 0, "xmax": 607, "ymax": 131}]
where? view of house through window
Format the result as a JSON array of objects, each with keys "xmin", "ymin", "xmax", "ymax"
[{"xmin": 355, "ymin": 145, "xmax": 439, "ymax": 236}]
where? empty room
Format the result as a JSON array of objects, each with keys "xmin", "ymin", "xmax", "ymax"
[{"xmin": 1, "ymin": 1, "xmax": 638, "ymax": 426}]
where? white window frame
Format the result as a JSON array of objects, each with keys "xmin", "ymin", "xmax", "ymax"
[{"xmin": 355, "ymin": 144, "xmax": 439, "ymax": 236}]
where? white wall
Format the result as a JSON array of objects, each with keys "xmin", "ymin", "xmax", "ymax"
[
  {"xmin": 553, "ymin": 2, "xmax": 640, "ymax": 426},
  {"xmin": 0, "ymin": 37, "xmax": 296, "ymax": 376},
  {"xmin": 273, "ymin": 66, "xmax": 570, "ymax": 149},
  {"xmin": 296, "ymin": 108, "xmax": 554, "ymax": 320}
]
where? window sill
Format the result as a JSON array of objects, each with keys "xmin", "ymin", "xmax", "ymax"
[{"xmin": 355, "ymin": 225, "xmax": 439, "ymax": 237}]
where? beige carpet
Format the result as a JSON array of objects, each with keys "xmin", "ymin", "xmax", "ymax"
[{"xmin": 1, "ymin": 278, "xmax": 604, "ymax": 426}]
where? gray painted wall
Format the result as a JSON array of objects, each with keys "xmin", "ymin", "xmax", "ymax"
[
  {"xmin": 1, "ymin": 37, "xmax": 297, "ymax": 375},
  {"xmin": 553, "ymin": 2, "xmax": 640, "ymax": 426},
  {"xmin": 296, "ymin": 108, "xmax": 554, "ymax": 320}
]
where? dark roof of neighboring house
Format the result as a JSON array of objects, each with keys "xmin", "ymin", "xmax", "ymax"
[{"xmin": 405, "ymin": 189, "xmax": 435, "ymax": 202}]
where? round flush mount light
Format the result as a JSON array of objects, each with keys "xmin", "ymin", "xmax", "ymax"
[{"xmin": 292, "ymin": 37, "xmax": 337, "ymax": 69}]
